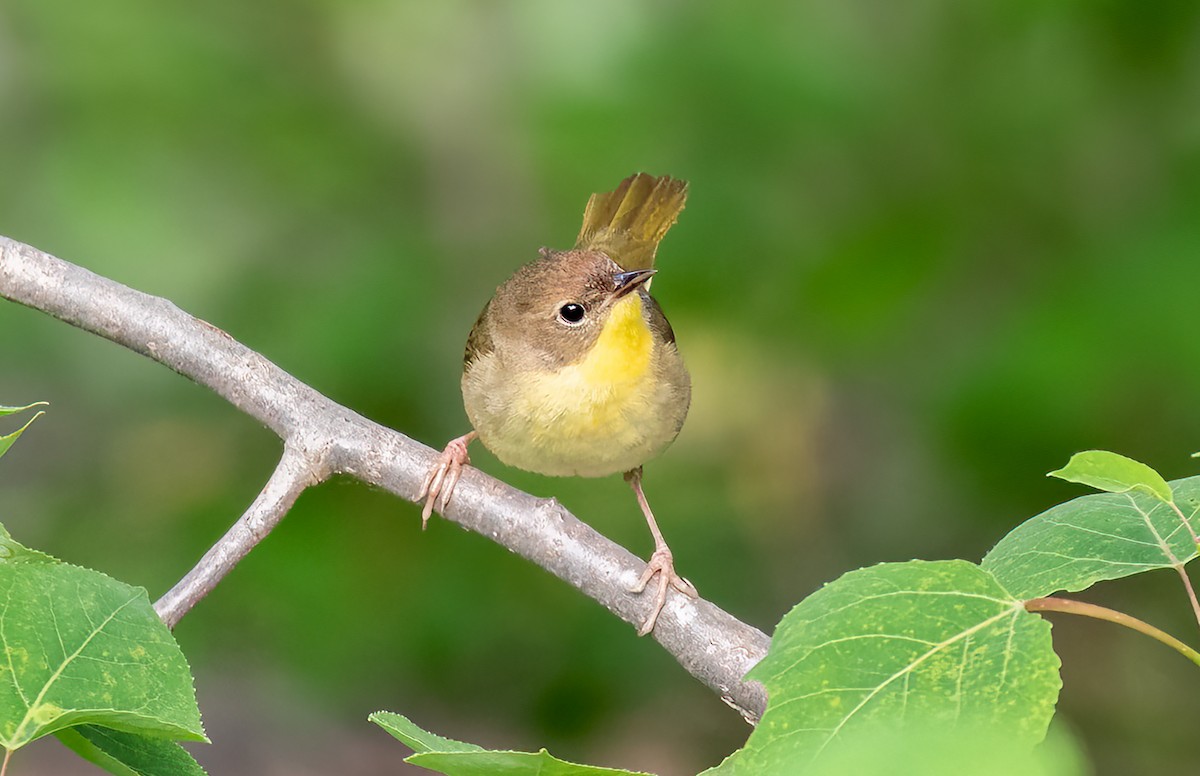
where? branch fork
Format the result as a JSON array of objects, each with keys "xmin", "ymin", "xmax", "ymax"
[{"xmin": 0, "ymin": 235, "xmax": 769, "ymax": 723}]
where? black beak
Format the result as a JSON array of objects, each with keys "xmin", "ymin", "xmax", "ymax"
[{"xmin": 612, "ymin": 268, "xmax": 657, "ymax": 298}]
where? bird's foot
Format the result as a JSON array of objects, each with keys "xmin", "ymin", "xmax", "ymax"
[
  {"xmin": 630, "ymin": 546, "xmax": 697, "ymax": 636},
  {"xmin": 417, "ymin": 432, "xmax": 476, "ymax": 528}
]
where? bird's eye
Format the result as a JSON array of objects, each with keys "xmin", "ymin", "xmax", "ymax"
[{"xmin": 557, "ymin": 302, "xmax": 586, "ymax": 325}]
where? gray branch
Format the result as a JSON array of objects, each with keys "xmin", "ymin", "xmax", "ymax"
[
  {"xmin": 155, "ymin": 442, "xmax": 320, "ymax": 628},
  {"xmin": 0, "ymin": 235, "xmax": 770, "ymax": 722}
]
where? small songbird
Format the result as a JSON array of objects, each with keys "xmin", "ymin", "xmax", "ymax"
[{"xmin": 419, "ymin": 172, "xmax": 694, "ymax": 635}]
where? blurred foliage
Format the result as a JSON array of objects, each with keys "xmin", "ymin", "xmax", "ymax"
[{"xmin": 1, "ymin": 1, "xmax": 1199, "ymax": 773}]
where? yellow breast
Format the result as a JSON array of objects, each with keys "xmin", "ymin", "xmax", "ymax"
[
  {"xmin": 465, "ymin": 294, "xmax": 686, "ymax": 477},
  {"xmin": 522, "ymin": 294, "xmax": 655, "ymax": 443}
]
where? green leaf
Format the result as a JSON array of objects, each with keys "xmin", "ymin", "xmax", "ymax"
[
  {"xmin": 370, "ymin": 712, "xmax": 483, "ymax": 755},
  {"xmin": 982, "ymin": 476, "xmax": 1200, "ymax": 600},
  {"xmin": 408, "ymin": 752, "xmax": 652, "ymax": 776},
  {"xmin": 0, "ymin": 527, "xmax": 206, "ymax": 753},
  {"xmin": 0, "ymin": 403, "xmax": 46, "ymax": 462},
  {"xmin": 704, "ymin": 720, "xmax": 1085, "ymax": 776},
  {"xmin": 720, "ymin": 560, "xmax": 1060, "ymax": 774},
  {"xmin": 56, "ymin": 725, "xmax": 207, "ymax": 776},
  {"xmin": 1048, "ymin": 450, "xmax": 1173, "ymax": 503},
  {"xmin": 0, "ymin": 403, "xmax": 48, "ymax": 418},
  {"xmin": 370, "ymin": 712, "xmax": 651, "ymax": 775},
  {"xmin": 0, "ymin": 524, "xmax": 59, "ymax": 565}
]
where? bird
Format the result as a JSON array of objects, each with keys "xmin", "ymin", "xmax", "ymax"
[{"xmin": 418, "ymin": 172, "xmax": 694, "ymax": 636}]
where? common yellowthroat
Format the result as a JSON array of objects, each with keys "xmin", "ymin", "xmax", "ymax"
[{"xmin": 419, "ymin": 172, "xmax": 693, "ymax": 635}]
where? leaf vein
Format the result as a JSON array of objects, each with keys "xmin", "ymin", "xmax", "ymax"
[{"xmin": 10, "ymin": 589, "xmax": 143, "ymax": 745}]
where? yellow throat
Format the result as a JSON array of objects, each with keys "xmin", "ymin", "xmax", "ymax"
[
  {"xmin": 461, "ymin": 275, "xmax": 689, "ymax": 477},
  {"xmin": 501, "ymin": 289, "xmax": 665, "ymax": 474},
  {"xmin": 578, "ymin": 294, "xmax": 653, "ymax": 387}
]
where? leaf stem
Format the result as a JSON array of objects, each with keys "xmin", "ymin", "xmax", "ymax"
[
  {"xmin": 1167, "ymin": 499, "xmax": 1200, "ymax": 547},
  {"xmin": 1025, "ymin": 596, "xmax": 1200, "ymax": 668},
  {"xmin": 1, "ymin": 747, "xmax": 11, "ymax": 776},
  {"xmin": 1163, "ymin": 500, "xmax": 1200, "ymax": 632},
  {"xmin": 1172, "ymin": 564, "xmax": 1200, "ymax": 635}
]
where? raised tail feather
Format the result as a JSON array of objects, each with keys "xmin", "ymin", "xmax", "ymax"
[{"xmin": 574, "ymin": 173, "xmax": 689, "ymax": 270}]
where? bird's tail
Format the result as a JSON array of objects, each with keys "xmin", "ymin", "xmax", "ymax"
[{"xmin": 574, "ymin": 173, "xmax": 688, "ymax": 270}]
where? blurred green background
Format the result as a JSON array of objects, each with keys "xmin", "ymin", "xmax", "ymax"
[{"xmin": 2, "ymin": 1, "xmax": 1199, "ymax": 774}]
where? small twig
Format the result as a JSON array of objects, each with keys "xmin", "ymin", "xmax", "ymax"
[
  {"xmin": 1025, "ymin": 596, "xmax": 1200, "ymax": 668},
  {"xmin": 154, "ymin": 443, "xmax": 322, "ymax": 628}
]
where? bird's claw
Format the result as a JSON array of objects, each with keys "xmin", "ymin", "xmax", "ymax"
[
  {"xmin": 630, "ymin": 547, "xmax": 697, "ymax": 636},
  {"xmin": 417, "ymin": 434, "xmax": 473, "ymax": 528}
]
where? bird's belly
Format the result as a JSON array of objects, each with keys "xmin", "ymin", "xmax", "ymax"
[{"xmin": 464, "ymin": 357, "xmax": 685, "ymax": 478}]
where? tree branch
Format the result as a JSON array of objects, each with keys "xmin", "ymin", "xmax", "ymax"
[
  {"xmin": 0, "ymin": 235, "xmax": 770, "ymax": 722},
  {"xmin": 154, "ymin": 442, "xmax": 321, "ymax": 628}
]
